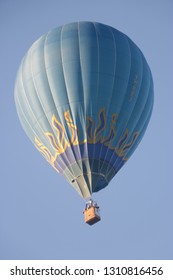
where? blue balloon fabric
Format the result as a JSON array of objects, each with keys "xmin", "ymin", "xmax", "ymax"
[{"xmin": 15, "ymin": 22, "xmax": 154, "ymax": 199}]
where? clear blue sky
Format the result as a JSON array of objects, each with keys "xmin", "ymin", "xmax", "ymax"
[{"xmin": 0, "ymin": 0, "xmax": 172, "ymax": 260}]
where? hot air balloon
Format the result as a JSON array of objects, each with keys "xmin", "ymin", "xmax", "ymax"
[{"xmin": 14, "ymin": 22, "xmax": 154, "ymax": 225}]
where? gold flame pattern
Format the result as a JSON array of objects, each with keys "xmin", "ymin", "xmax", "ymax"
[{"xmin": 35, "ymin": 109, "xmax": 138, "ymax": 169}]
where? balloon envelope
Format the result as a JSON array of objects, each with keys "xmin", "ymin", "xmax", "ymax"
[{"xmin": 15, "ymin": 22, "xmax": 154, "ymax": 199}]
